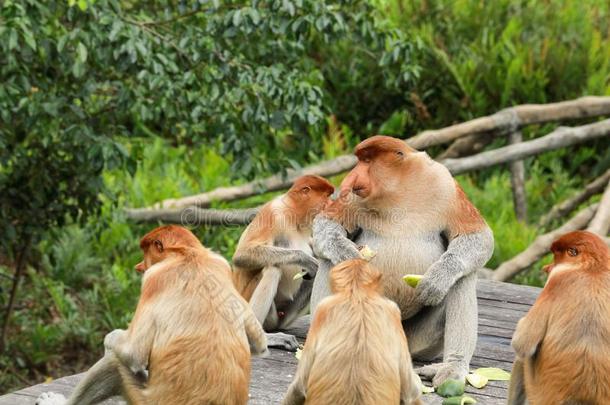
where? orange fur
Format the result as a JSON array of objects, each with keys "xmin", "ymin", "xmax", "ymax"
[
  {"xmin": 233, "ymin": 175, "xmax": 334, "ymax": 300},
  {"xmin": 116, "ymin": 225, "xmax": 266, "ymax": 405},
  {"xmin": 511, "ymin": 231, "xmax": 610, "ymax": 405},
  {"xmin": 283, "ymin": 259, "xmax": 422, "ymax": 405}
]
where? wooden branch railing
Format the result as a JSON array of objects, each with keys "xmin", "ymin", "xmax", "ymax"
[
  {"xmin": 126, "ymin": 119, "xmax": 610, "ymax": 225},
  {"xmin": 126, "ymin": 97, "xmax": 610, "ymax": 282},
  {"xmin": 135, "ymin": 96, "xmax": 610, "ymax": 211}
]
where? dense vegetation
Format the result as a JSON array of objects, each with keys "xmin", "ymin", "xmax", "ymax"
[{"xmin": 1, "ymin": 0, "xmax": 609, "ymax": 392}]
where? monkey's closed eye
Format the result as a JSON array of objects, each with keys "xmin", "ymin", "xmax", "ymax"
[{"xmin": 567, "ymin": 247, "xmax": 578, "ymax": 257}]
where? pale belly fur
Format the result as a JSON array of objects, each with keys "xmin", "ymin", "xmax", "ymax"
[{"xmin": 356, "ymin": 229, "xmax": 445, "ymax": 315}]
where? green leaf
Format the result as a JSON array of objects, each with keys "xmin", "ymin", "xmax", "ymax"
[
  {"xmin": 473, "ymin": 368, "xmax": 511, "ymax": 381},
  {"xmin": 232, "ymin": 10, "xmax": 242, "ymax": 27},
  {"xmin": 78, "ymin": 0, "xmax": 88, "ymax": 11},
  {"xmin": 77, "ymin": 42, "xmax": 88, "ymax": 63}
]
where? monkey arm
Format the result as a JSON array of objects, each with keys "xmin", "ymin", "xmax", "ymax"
[
  {"xmin": 312, "ymin": 215, "xmax": 360, "ymax": 265},
  {"xmin": 105, "ymin": 305, "xmax": 156, "ymax": 374},
  {"xmin": 416, "ymin": 228, "xmax": 494, "ymax": 306},
  {"xmin": 233, "ymin": 245, "xmax": 319, "ymax": 275},
  {"xmin": 512, "ymin": 301, "xmax": 550, "ymax": 359},
  {"xmin": 243, "ymin": 301, "xmax": 270, "ymax": 356}
]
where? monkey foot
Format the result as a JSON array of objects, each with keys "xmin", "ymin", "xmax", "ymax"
[
  {"xmin": 36, "ymin": 392, "xmax": 67, "ymax": 405},
  {"xmin": 266, "ymin": 332, "xmax": 301, "ymax": 351},
  {"xmin": 415, "ymin": 362, "xmax": 468, "ymax": 388}
]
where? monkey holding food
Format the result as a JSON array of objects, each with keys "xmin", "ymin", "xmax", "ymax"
[{"xmin": 312, "ymin": 135, "xmax": 494, "ymax": 387}]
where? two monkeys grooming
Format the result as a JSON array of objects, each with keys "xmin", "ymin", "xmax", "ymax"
[{"xmin": 38, "ymin": 135, "xmax": 495, "ymax": 404}]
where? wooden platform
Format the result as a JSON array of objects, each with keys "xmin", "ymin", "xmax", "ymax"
[{"xmin": 0, "ymin": 279, "xmax": 540, "ymax": 405}]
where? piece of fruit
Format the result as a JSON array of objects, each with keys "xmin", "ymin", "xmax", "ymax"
[
  {"xmin": 442, "ymin": 395, "xmax": 477, "ymax": 405},
  {"xmin": 293, "ymin": 272, "xmax": 305, "ymax": 280},
  {"xmin": 295, "ymin": 348, "xmax": 302, "ymax": 360},
  {"xmin": 402, "ymin": 274, "xmax": 423, "ymax": 288},
  {"xmin": 437, "ymin": 379, "xmax": 465, "ymax": 397},
  {"xmin": 473, "ymin": 367, "xmax": 511, "ymax": 381},
  {"xmin": 359, "ymin": 245, "xmax": 377, "ymax": 261},
  {"xmin": 421, "ymin": 385, "xmax": 435, "ymax": 394},
  {"xmin": 466, "ymin": 373, "xmax": 488, "ymax": 389}
]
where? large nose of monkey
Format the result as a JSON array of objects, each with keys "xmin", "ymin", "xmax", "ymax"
[{"xmin": 341, "ymin": 170, "xmax": 369, "ymax": 198}]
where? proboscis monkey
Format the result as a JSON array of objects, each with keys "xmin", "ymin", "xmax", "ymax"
[
  {"xmin": 233, "ymin": 175, "xmax": 334, "ymax": 350},
  {"xmin": 37, "ymin": 225, "xmax": 267, "ymax": 405},
  {"xmin": 507, "ymin": 231, "xmax": 610, "ymax": 405},
  {"xmin": 283, "ymin": 259, "xmax": 423, "ymax": 405},
  {"xmin": 312, "ymin": 135, "xmax": 494, "ymax": 387}
]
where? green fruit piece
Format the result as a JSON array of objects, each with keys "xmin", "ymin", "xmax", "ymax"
[
  {"xmin": 402, "ymin": 274, "xmax": 423, "ymax": 288},
  {"xmin": 473, "ymin": 367, "xmax": 511, "ymax": 381},
  {"xmin": 293, "ymin": 272, "xmax": 305, "ymax": 280},
  {"xmin": 442, "ymin": 395, "xmax": 477, "ymax": 405},
  {"xmin": 437, "ymin": 379, "xmax": 465, "ymax": 397},
  {"xmin": 466, "ymin": 373, "xmax": 488, "ymax": 388}
]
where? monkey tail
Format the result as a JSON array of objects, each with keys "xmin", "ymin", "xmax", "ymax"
[{"xmin": 113, "ymin": 357, "xmax": 148, "ymax": 405}]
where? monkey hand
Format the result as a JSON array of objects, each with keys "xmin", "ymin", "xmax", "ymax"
[
  {"xmin": 103, "ymin": 328, "xmax": 127, "ymax": 355},
  {"xmin": 415, "ymin": 262, "xmax": 460, "ymax": 306},
  {"xmin": 312, "ymin": 215, "xmax": 360, "ymax": 264},
  {"xmin": 299, "ymin": 254, "xmax": 319, "ymax": 278}
]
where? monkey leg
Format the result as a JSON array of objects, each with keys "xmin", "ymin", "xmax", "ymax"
[
  {"xmin": 409, "ymin": 273, "xmax": 478, "ymax": 387},
  {"xmin": 277, "ymin": 278, "xmax": 313, "ymax": 329},
  {"xmin": 249, "ymin": 266, "xmax": 300, "ymax": 351},
  {"xmin": 250, "ymin": 266, "xmax": 282, "ymax": 324}
]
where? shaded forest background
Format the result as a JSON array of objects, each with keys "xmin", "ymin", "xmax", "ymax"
[{"xmin": 1, "ymin": 0, "xmax": 609, "ymax": 392}]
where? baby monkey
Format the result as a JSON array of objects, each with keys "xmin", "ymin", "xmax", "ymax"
[{"xmin": 283, "ymin": 259, "xmax": 423, "ymax": 405}]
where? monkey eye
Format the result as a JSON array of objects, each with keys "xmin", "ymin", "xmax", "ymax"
[
  {"xmin": 396, "ymin": 150, "xmax": 404, "ymax": 157},
  {"xmin": 567, "ymin": 247, "xmax": 578, "ymax": 257}
]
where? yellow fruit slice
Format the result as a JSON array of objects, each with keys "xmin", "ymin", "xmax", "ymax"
[
  {"xmin": 295, "ymin": 348, "xmax": 302, "ymax": 360},
  {"xmin": 359, "ymin": 245, "xmax": 377, "ymax": 261},
  {"xmin": 466, "ymin": 373, "xmax": 488, "ymax": 389},
  {"xmin": 402, "ymin": 274, "xmax": 423, "ymax": 288},
  {"xmin": 473, "ymin": 367, "xmax": 511, "ymax": 381}
]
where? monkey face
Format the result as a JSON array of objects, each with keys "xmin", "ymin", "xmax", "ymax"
[
  {"xmin": 342, "ymin": 135, "xmax": 415, "ymax": 202},
  {"xmin": 545, "ymin": 230, "xmax": 610, "ymax": 275},
  {"xmin": 288, "ymin": 175, "xmax": 335, "ymax": 221}
]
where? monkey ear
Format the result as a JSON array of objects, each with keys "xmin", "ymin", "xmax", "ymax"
[
  {"xmin": 300, "ymin": 186, "xmax": 312, "ymax": 195},
  {"xmin": 153, "ymin": 240, "xmax": 164, "ymax": 253}
]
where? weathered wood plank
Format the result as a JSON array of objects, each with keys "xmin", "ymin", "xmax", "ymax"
[{"xmin": 0, "ymin": 279, "xmax": 540, "ymax": 404}]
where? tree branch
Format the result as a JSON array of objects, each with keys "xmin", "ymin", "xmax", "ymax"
[
  {"xmin": 134, "ymin": 97, "xmax": 610, "ymax": 211},
  {"xmin": 442, "ymin": 119, "xmax": 610, "ymax": 175},
  {"xmin": 538, "ymin": 169, "xmax": 610, "ymax": 228},
  {"xmin": 586, "ymin": 180, "xmax": 610, "ymax": 235},
  {"xmin": 125, "ymin": 206, "xmax": 260, "ymax": 226}
]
